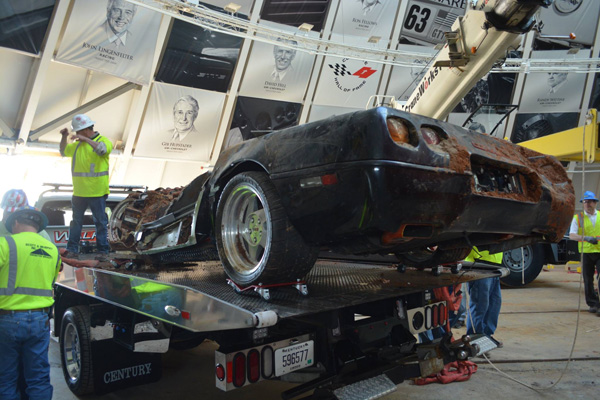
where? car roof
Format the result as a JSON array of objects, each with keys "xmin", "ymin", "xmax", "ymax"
[{"xmin": 35, "ymin": 183, "xmax": 147, "ymax": 207}]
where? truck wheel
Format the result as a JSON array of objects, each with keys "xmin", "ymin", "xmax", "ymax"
[
  {"xmin": 501, "ymin": 244, "xmax": 545, "ymax": 287},
  {"xmin": 215, "ymin": 171, "xmax": 319, "ymax": 286},
  {"xmin": 397, "ymin": 247, "xmax": 470, "ymax": 269},
  {"xmin": 60, "ymin": 306, "xmax": 94, "ymax": 395}
]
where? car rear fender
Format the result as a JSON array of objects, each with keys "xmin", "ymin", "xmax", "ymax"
[{"xmin": 209, "ymin": 160, "xmax": 270, "ymax": 210}]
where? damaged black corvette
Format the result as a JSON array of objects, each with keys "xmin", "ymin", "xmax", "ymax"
[{"xmin": 109, "ymin": 107, "xmax": 575, "ymax": 286}]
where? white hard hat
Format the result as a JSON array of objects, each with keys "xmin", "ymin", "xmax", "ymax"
[{"xmin": 71, "ymin": 114, "xmax": 95, "ymax": 132}]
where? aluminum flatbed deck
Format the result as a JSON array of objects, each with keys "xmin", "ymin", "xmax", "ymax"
[{"xmin": 56, "ymin": 259, "xmax": 503, "ymax": 333}]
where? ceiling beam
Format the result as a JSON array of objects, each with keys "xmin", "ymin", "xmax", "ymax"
[{"xmin": 29, "ymin": 82, "xmax": 139, "ymax": 141}]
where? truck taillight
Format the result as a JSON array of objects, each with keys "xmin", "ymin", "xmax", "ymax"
[
  {"xmin": 233, "ymin": 353, "xmax": 246, "ymax": 387},
  {"xmin": 439, "ymin": 303, "xmax": 447, "ymax": 326},
  {"xmin": 247, "ymin": 350, "xmax": 260, "ymax": 383},
  {"xmin": 215, "ymin": 364, "xmax": 225, "ymax": 381},
  {"xmin": 406, "ymin": 301, "xmax": 447, "ymax": 334}
]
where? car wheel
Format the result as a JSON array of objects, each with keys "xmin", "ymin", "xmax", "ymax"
[
  {"xmin": 500, "ymin": 244, "xmax": 545, "ymax": 287},
  {"xmin": 397, "ymin": 247, "xmax": 470, "ymax": 269},
  {"xmin": 215, "ymin": 171, "xmax": 319, "ymax": 286},
  {"xmin": 60, "ymin": 306, "xmax": 94, "ymax": 395}
]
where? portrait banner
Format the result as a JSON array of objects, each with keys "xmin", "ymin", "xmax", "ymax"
[
  {"xmin": 238, "ymin": 22, "xmax": 317, "ymax": 102},
  {"xmin": 135, "ymin": 82, "xmax": 226, "ymax": 162},
  {"xmin": 313, "ymin": 52, "xmax": 383, "ymax": 108},
  {"xmin": 331, "ymin": 0, "xmax": 400, "ymax": 45},
  {"xmin": 519, "ymin": 49, "xmax": 590, "ymax": 114},
  {"xmin": 55, "ymin": 0, "xmax": 162, "ymax": 85}
]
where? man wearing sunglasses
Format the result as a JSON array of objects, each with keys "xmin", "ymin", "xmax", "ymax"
[{"xmin": 569, "ymin": 191, "xmax": 600, "ymax": 315}]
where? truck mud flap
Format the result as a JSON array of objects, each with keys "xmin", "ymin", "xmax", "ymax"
[{"xmin": 91, "ymin": 340, "xmax": 162, "ymax": 395}]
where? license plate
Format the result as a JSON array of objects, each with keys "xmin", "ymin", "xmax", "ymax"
[{"xmin": 274, "ymin": 340, "xmax": 314, "ymax": 377}]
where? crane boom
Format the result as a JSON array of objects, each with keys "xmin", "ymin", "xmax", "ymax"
[{"xmin": 401, "ymin": 0, "xmax": 552, "ymax": 120}]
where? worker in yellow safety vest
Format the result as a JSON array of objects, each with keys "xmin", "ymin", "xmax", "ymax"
[
  {"xmin": 59, "ymin": 114, "xmax": 113, "ymax": 261},
  {"xmin": 569, "ymin": 190, "xmax": 600, "ymax": 315},
  {"xmin": 464, "ymin": 247, "xmax": 504, "ymax": 352},
  {"xmin": 0, "ymin": 206, "xmax": 61, "ymax": 399}
]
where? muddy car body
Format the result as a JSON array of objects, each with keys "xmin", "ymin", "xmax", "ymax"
[{"xmin": 109, "ymin": 107, "xmax": 575, "ymax": 285}]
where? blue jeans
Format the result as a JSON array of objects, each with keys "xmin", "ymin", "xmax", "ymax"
[
  {"xmin": 466, "ymin": 277, "xmax": 501, "ymax": 336},
  {"xmin": 67, "ymin": 195, "xmax": 110, "ymax": 253},
  {"xmin": 0, "ymin": 311, "xmax": 52, "ymax": 400}
]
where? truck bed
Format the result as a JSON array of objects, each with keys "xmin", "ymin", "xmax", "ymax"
[{"xmin": 56, "ymin": 259, "xmax": 503, "ymax": 332}]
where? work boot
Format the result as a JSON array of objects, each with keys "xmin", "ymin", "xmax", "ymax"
[
  {"xmin": 588, "ymin": 306, "xmax": 598, "ymax": 313},
  {"xmin": 62, "ymin": 250, "xmax": 80, "ymax": 260}
]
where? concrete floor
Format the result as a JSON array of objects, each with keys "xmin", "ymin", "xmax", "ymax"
[{"xmin": 49, "ymin": 266, "xmax": 600, "ymax": 399}]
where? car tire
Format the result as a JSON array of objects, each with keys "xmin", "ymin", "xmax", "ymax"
[
  {"xmin": 60, "ymin": 306, "xmax": 94, "ymax": 395},
  {"xmin": 215, "ymin": 171, "xmax": 319, "ymax": 286},
  {"xmin": 500, "ymin": 244, "xmax": 545, "ymax": 287},
  {"xmin": 397, "ymin": 247, "xmax": 470, "ymax": 269}
]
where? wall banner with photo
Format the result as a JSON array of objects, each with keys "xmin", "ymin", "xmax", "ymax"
[
  {"xmin": 55, "ymin": 0, "xmax": 162, "ymax": 85},
  {"xmin": 510, "ymin": 112, "xmax": 580, "ymax": 144},
  {"xmin": 135, "ymin": 82, "xmax": 226, "ymax": 162},
  {"xmin": 238, "ymin": 22, "xmax": 317, "ymax": 102},
  {"xmin": 519, "ymin": 49, "xmax": 590, "ymax": 114},
  {"xmin": 331, "ymin": 0, "xmax": 400, "ymax": 44},
  {"xmin": 223, "ymin": 96, "xmax": 302, "ymax": 150},
  {"xmin": 156, "ymin": 15, "xmax": 244, "ymax": 93},
  {"xmin": 399, "ymin": 0, "xmax": 467, "ymax": 46},
  {"xmin": 313, "ymin": 51, "xmax": 383, "ymax": 108}
]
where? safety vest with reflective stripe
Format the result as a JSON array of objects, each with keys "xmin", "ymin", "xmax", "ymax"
[
  {"xmin": 63, "ymin": 133, "xmax": 113, "ymax": 197},
  {"xmin": 0, "ymin": 232, "xmax": 60, "ymax": 310},
  {"xmin": 575, "ymin": 211, "xmax": 600, "ymax": 253},
  {"xmin": 465, "ymin": 246, "xmax": 503, "ymax": 265}
]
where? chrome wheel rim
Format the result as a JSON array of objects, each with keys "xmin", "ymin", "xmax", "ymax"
[
  {"xmin": 221, "ymin": 184, "xmax": 271, "ymax": 277},
  {"xmin": 63, "ymin": 322, "xmax": 81, "ymax": 383}
]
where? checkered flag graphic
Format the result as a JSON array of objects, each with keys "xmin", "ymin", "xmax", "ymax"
[{"xmin": 328, "ymin": 63, "xmax": 350, "ymax": 76}]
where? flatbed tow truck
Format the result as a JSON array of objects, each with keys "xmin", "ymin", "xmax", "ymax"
[
  {"xmin": 54, "ymin": 257, "xmax": 503, "ymax": 398},
  {"xmin": 51, "ymin": 1, "xmax": 559, "ymax": 398}
]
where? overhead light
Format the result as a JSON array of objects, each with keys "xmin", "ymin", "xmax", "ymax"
[
  {"xmin": 224, "ymin": 3, "xmax": 241, "ymax": 14},
  {"xmin": 368, "ymin": 36, "xmax": 381, "ymax": 44},
  {"xmin": 298, "ymin": 23, "xmax": 314, "ymax": 33}
]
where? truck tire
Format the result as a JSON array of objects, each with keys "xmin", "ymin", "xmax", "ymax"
[
  {"xmin": 60, "ymin": 306, "xmax": 94, "ymax": 395},
  {"xmin": 500, "ymin": 244, "xmax": 545, "ymax": 287},
  {"xmin": 215, "ymin": 171, "xmax": 319, "ymax": 286}
]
